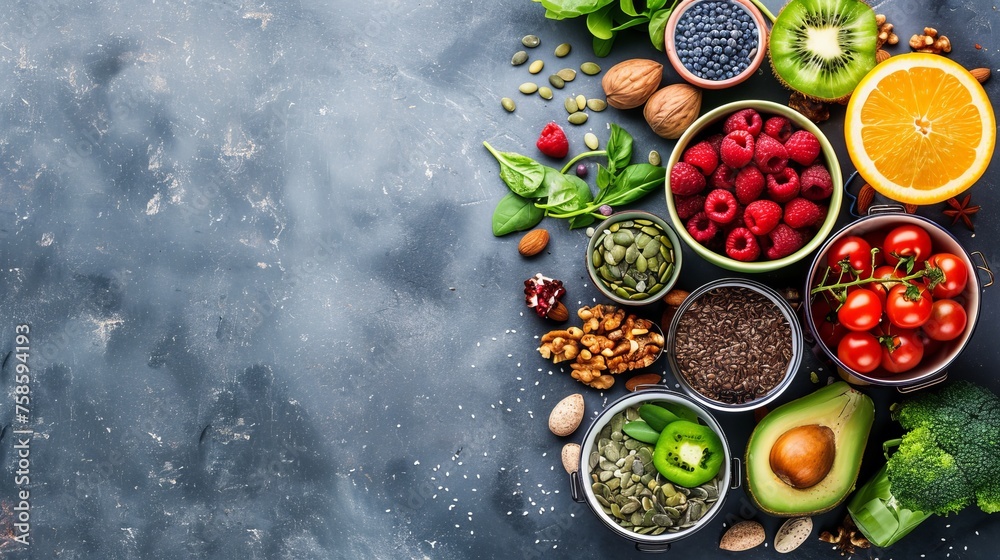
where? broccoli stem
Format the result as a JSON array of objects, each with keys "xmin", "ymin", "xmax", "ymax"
[{"xmin": 847, "ymin": 463, "xmax": 933, "ymax": 548}]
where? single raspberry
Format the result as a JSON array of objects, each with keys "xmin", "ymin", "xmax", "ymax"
[
  {"xmin": 763, "ymin": 116, "xmax": 793, "ymax": 142},
  {"xmin": 709, "ymin": 163, "xmax": 737, "ymax": 189},
  {"xmin": 799, "ymin": 164, "xmax": 834, "ymax": 201},
  {"xmin": 669, "ymin": 161, "xmax": 707, "ymax": 196},
  {"xmin": 706, "ymin": 133, "xmax": 725, "ymax": 154},
  {"xmin": 725, "ymin": 227, "xmax": 761, "ymax": 262},
  {"xmin": 704, "ymin": 188, "xmax": 739, "ymax": 224},
  {"xmin": 685, "ymin": 211, "xmax": 718, "ymax": 244},
  {"xmin": 743, "ymin": 199, "xmax": 782, "ymax": 236},
  {"xmin": 734, "ymin": 165, "xmax": 765, "ymax": 205},
  {"xmin": 766, "ymin": 224, "xmax": 807, "ymax": 260},
  {"xmin": 674, "ymin": 194, "xmax": 707, "ymax": 220},
  {"xmin": 766, "ymin": 167, "xmax": 801, "ymax": 203},
  {"xmin": 785, "ymin": 129, "xmax": 822, "ymax": 166},
  {"xmin": 723, "ymin": 108, "xmax": 763, "ymax": 137},
  {"xmin": 783, "ymin": 197, "xmax": 826, "ymax": 228},
  {"xmin": 682, "ymin": 140, "xmax": 719, "ymax": 176},
  {"xmin": 535, "ymin": 122, "xmax": 569, "ymax": 159},
  {"xmin": 720, "ymin": 130, "xmax": 755, "ymax": 168},
  {"xmin": 754, "ymin": 134, "xmax": 789, "ymax": 174}
]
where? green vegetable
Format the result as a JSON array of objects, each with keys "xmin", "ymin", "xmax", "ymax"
[
  {"xmin": 491, "ymin": 192, "xmax": 545, "ymax": 236},
  {"xmin": 848, "ymin": 381, "xmax": 1000, "ymax": 547},
  {"xmin": 482, "ymin": 142, "xmax": 547, "ymax": 198},
  {"xmin": 531, "ymin": 0, "xmax": 680, "ymax": 55},
  {"xmin": 622, "ymin": 419, "xmax": 660, "ymax": 444},
  {"xmin": 638, "ymin": 403, "xmax": 681, "ymax": 432},
  {"xmin": 652, "ymin": 420, "xmax": 724, "ymax": 487}
]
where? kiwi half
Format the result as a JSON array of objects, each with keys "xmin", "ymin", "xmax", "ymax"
[{"xmin": 768, "ymin": 0, "xmax": 878, "ymax": 102}]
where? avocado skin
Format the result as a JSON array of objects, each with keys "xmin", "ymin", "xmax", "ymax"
[{"xmin": 745, "ymin": 381, "xmax": 875, "ymax": 517}]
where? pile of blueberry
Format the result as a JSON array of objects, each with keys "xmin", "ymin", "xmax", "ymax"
[{"xmin": 673, "ymin": 0, "xmax": 759, "ymax": 81}]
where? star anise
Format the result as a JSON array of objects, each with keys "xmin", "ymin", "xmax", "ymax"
[{"xmin": 942, "ymin": 194, "xmax": 980, "ymax": 231}]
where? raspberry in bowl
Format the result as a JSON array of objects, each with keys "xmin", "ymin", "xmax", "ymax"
[{"xmin": 664, "ymin": 100, "xmax": 843, "ymax": 273}]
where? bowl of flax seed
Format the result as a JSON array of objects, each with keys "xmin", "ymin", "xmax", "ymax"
[{"xmin": 665, "ymin": 278, "xmax": 802, "ymax": 412}]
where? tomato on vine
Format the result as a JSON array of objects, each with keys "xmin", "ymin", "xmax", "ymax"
[
  {"xmin": 882, "ymin": 224, "xmax": 932, "ymax": 269},
  {"xmin": 925, "ymin": 252, "xmax": 969, "ymax": 299},
  {"xmin": 886, "ymin": 284, "xmax": 933, "ymax": 328},
  {"xmin": 827, "ymin": 235, "xmax": 874, "ymax": 277},
  {"xmin": 811, "ymin": 297, "xmax": 848, "ymax": 348},
  {"xmin": 838, "ymin": 288, "xmax": 883, "ymax": 332},
  {"xmin": 838, "ymin": 331, "xmax": 882, "ymax": 373},
  {"xmin": 922, "ymin": 299, "xmax": 968, "ymax": 341},
  {"xmin": 879, "ymin": 328, "xmax": 925, "ymax": 374}
]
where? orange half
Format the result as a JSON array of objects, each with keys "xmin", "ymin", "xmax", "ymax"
[{"xmin": 845, "ymin": 53, "xmax": 995, "ymax": 205}]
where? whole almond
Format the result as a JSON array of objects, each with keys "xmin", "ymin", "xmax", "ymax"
[
  {"xmin": 561, "ymin": 443, "xmax": 581, "ymax": 473},
  {"xmin": 625, "ymin": 373, "xmax": 662, "ymax": 392},
  {"xmin": 546, "ymin": 301, "xmax": 570, "ymax": 322},
  {"xmin": 857, "ymin": 184, "xmax": 876, "ymax": 214},
  {"xmin": 663, "ymin": 289, "xmax": 690, "ymax": 307},
  {"xmin": 876, "ymin": 49, "xmax": 891, "ymax": 63},
  {"xmin": 548, "ymin": 393, "xmax": 585, "ymax": 436},
  {"xmin": 970, "ymin": 67, "xmax": 991, "ymax": 83},
  {"xmin": 518, "ymin": 229, "xmax": 549, "ymax": 256},
  {"xmin": 643, "ymin": 84, "xmax": 702, "ymax": 139},
  {"xmin": 720, "ymin": 520, "xmax": 766, "ymax": 551},
  {"xmin": 774, "ymin": 517, "xmax": 813, "ymax": 553},
  {"xmin": 601, "ymin": 59, "xmax": 663, "ymax": 109}
]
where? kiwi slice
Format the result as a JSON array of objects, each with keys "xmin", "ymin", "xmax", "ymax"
[{"xmin": 768, "ymin": 0, "xmax": 878, "ymax": 102}]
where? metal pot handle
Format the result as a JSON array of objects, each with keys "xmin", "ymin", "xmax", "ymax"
[
  {"xmin": 635, "ymin": 542, "xmax": 671, "ymax": 553},
  {"xmin": 971, "ymin": 251, "xmax": 994, "ymax": 288},
  {"xmin": 569, "ymin": 470, "xmax": 585, "ymax": 503},
  {"xmin": 897, "ymin": 372, "xmax": 948, "ymax": 394},
  {"xmin": 730, "ymin": 457, "xmax": 742, "ymax": 490}
]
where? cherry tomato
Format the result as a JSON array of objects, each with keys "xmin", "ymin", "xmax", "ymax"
[
  {"xmin": 880, "ymin": 329, "xmax": 925, "ymax": 374},
  {"xmin": 838, "ymin": 331, "xmax": 882, "ymax": 373},
  {"xmin": 925, "ymin": 252, "xmax": 969, "ymax": 299},
  {"xmin": 862, "ymin": 230, "xmax": 887, "ymax": 268},
  {"xmin": 811, "ymin": 297, "xmax": 848, "ymax": 349},
  {"xmin": 827, "ymin": 236, "xmax": 873, "ymax": 277},
  {"xmin": 869, "ymin": 265, "xmax": 905, "ymax": 307},
  {"xmin": 886, "ymin": 284, "xmax": 933, "ymax": 328},
  {"xmin": 922, "ymin": 299, "xmax": 968, "ymax": 341},
  {"xmin": 838, "ymin": 288, "xmax": 883, "ymax": 332},
  {"xmin": 882, "ymin": 224, "xmax": 932, "ymax": 267}
]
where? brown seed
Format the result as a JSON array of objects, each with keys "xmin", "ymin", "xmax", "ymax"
[
  {"xmin": 857, "ymin": 184, "xmax": 876, "ymax": 214},
  {"xmin": 561, "ymin": 443, "xmax": 581, "ymax": 473},
  {"xmin": 970, "ymin": 67, "xmax": 991, "ymax": 83},
  {"xmin": 546, "ymin": 301, "xmax": 570, "ymax": 322},
  {"xmin": 663, "ymin": 289, "xmax": 690, "ymax": 307},
  {"xmin": 876, "ymin": 49, "xmax": 891, "ymax": 63},
  {"xmin": 518, "ymin": 229, "xmax": 550, "ymax": 256},
  {"xmin": 720, "ymin": 520, "xmax": 766, "ymax": 551},
  {"xmin": 625, "ymin": 373, "xmax": 663, "ymax": 392}
]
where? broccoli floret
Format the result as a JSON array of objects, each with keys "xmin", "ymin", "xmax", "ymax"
[
  {"xmin": 976, "ymin": 478, "xmax": 1000, "ymax": 514},
  {"xmin": 886, "ymin": 426, "xmax": 972, "ymax": 515}
]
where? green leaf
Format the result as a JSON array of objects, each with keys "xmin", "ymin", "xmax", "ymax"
[
  {"xmin": 600, "ymin": 163, "xmax": 666, "ymax": 207},
  {"xmin": 538, "ymin": 0, "xmax": 617, "ymax": 18},
  {"xmin": 492, "ymin": 193, "xmax": 544, "ymax": 236},
  {"xmin": 483, "ymin": 142, "xmax": 547, "ymax": 198},
  {"xmin": 605, "ymin": 124, "xmax": 633, "ymax": 174},
  {"xmin": 619, "ymin": 0, "xmax": 640, "ymax": 17},
  {"xmin": 537, "ymin": 168, "xmax": 594, "ymax": 213},
  {"xmin": 596, "ymin": 164, "xmax": 613, "ymax": 190},
  {"xmin": 568, "ymin": 213, "xmax": 597, "ymax": 229},
  {"xmin": 592, "ymin": 35, "xmax": 615, "ymax": 57},
  {"xmin": 648, "ymin": 8, "xmax": 671, "ymax": 51},
  {"xmin": 610, "ymin": 16, "xmax": 649, "ymax": 32},
  {"xmin": 586, "ymin": 5, "xmax": 615, "ymax": 39},
  {"xmin": 646, "ymin": 0, "xmax": 668, "ymax": 11}
]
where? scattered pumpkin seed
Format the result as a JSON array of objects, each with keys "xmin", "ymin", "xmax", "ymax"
[
  {"xmin": 564, "ymin": 98, "xmax": 579, "ymax": 114},
  {"xmin": 580, "ymin": 61, "xmax": 602, "ymax": 75},
  {"xmin": 556, "ymin": 68, "xmax": 577, "ymax": 82},
  {"xmin": 575, "ymin": 94, "xmax": 587, "ymax": 111},
  {"xmin": 511, "ymin": 50, "xmax": 528, "ymax": 66},
  {"xmin": 648, "ymin": 150, "xmax": 662, "ymax": 166},
  {"xmin": 500, "ymin": 97, "xmax": 516, "ymax": 112},
  {"xmin": 549, "ymin": 74, "xmax": 565, "ymax": 89},
  {"xmin": 568, "ymin": 112, "xmax": 589, "ymax": 125},
  {"xmin": 522, "ymin": 35, "xmax": 540, "ymax": 48},
  {"xmin": 587, "ymin": 98, "xmax": 608, "ymax": 112},
  {"xmin": 528, "ymin": 60, "xmax": 544, "ymax": 74},
  {"xmin": 519, "ymin": 82, "xmax": 539, "ymax": 94},
  {"xmin": 554, "ymin": 42, "xmax": 572, "ymax": 57},
  {"xmin": 584, "ymin": 132, "xmax": 599, "ymax": 150},
  {"xmin": 538, "ymin": 86, "xmax": 553, "ymax": 100}
]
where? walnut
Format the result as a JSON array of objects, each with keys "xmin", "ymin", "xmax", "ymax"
[
  {"xmin": 569, "ymin": 351, "xmax": 614, "ymax": 389},
  {"xmin": 579, "ymin": 304, "xmax": 625, "ymax": 333},
  {"xmin": 818, "ymin": 515, "xmax": 871, "ymax": 556},
  {"xmin": 909, "ymin": 27, "xmax": 951, "ymax": 54},
  {"xmin": 874, "ymin": 14, "xmax": 899, "ymax": 49},
  {"xmin": 538, "ymin": 328, "xmax": 583, "ymax": 363},
  {"xmin": 788, "ymin": 91, "xmax": 830, "ymax": 124}
]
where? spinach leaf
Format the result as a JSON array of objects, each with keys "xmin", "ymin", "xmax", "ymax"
[
  {"xmin": 619, "ymin": 0, "xmax": 641, "ymax": 17},
  {"xmin": 536, "ymin": 168, "xmax": 594, "ymax": 214},
  {"xmin": 648, "ymin": 8, "xmax": 672, "ymax": 51},
  {"xmin": 605, "ymin": 124, "xmax": 633, "ymax": 174},
  {"xmin": 568, "ymin": 213, "xmax": 597, "ymax": 229},
  {"xmin": 592, "ymin": 35, "xmax": 616, "ymax": 57},
  {"xmin": 646, "ymin": 0, "xmax": 668, "ymax": 11},
  {"xmin": 596, "ymin": 164, "xmax": 613, "ymax": 191},
  {"xmin": 600, "ymin": 163, "xmax": 666, "ymax": 207},
  {"xmin": 586, "ymin": 4, "xmax": 615, "ymax": 39},
  {"xmin": 483, "ymin": 141, "xmax": 546, "ymax": 198},
  {"xmin": 492, "ymin": 192, "xmax": 545, "ymax": 236},
  {"xmin": 611, "ymin": 16, "xmax": 650, "ymax": 32},
  {"xmin": 537, "ymin": 0, "xmax": 616, "ymax": 19}
]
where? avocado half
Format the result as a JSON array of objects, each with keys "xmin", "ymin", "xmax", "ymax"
[{"xmin": 745, "ymin": 381, "xmax": 874, "ymax": 516}]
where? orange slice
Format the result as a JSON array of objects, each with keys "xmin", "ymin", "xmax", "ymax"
[{"xmin": 845, "ymin": 53, "xmax": 995, "ymax": 205}]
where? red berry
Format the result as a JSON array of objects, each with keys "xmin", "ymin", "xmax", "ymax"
[
  {"xmin": 682, "ymin": 140, "xmax": 719, "ymax": 176},
  {"xmin": 766, "ymin": 224, "xmax": 807, "ymax": 259},
  {"xmin": 723, "ymin": 108, "xmax": 763, "ymax": 137},
  {"xmin": 725, "ymin": 227, "xmax": 761, "ymax": 262},
  {"xmin": 535, "ymin": 122, "xmax": 569, "ymax": 158},
  {"xmin": 784, "ymin": 129, "xmax": 822, "ymax": 166},
  {"xmin": 734, "ymin": 165, "xmax": 765, "ymax": 205},
  {"xmin": 754, "ymin": 134, "xmax": 789, "ymax": 174},
  {"xmin": 800, "ymin": 164, "xmax": 834, "ymax": 201},
  {"xmin": 766, "ymin": 167, "xmax": 801, "ymax": 203},
  {"xmin": 674, "ymin": 194, "xmax": 707, "ymax": 220},
  {"xmin": 706, "ymin": 133, "xmax": 725, "ymax": 154},
  {"xmin": 704, "ymin": 189, "xmax": 739, "ymax": 224},
  {"xmin": 686, "ymin": 211, "xmax": 719, "ymax": 244},
  {"xmin": 720, "ymin": 130, "xmax": 755, "ymax": 168},
  {"xmin": 709, "ymin": 163, "xmax": 737, "ymax": 189},
  {"xmin": 744, "ymin": 199, "xmax": 782, "ymax": 236},
  {"xmin": 763, "ymin": 116, "xmax": 793, "ymax": 142},
  {"xmin": 783, "ymin": 197, "xmax": 826, "ymax": 228},
  {"xmin": 669, "ymin": 161, "xmax": 707, "ymax": 196}
]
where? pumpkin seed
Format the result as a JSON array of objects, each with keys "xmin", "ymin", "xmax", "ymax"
[
  {"xmin": 580, "ymin": 61, "xmax": 601, "ymax": 75},
  {"xmin": 554, "ymin": 42, "xmax": 571, "ymax": 57},
  {"xmin": 521, "ymin": 35, "xmax": 540, "ymax": 48},
  {"xmin": 538, "ymin": 86, "xmax": 553, "ymax": 100},
  {"xmin": 564, "ymin": 98, "xmax": 578, "ymax": 114},
  {"xmin": 548, "ymin": 74, "xmax": 565, "ymax": 89},
  {"xmin": 586, "ymin": 98, "xmax": 607, "ymax": 112},
  {"xmin": 511, "ymin": 50, "xmax": 528, "ymax": 66},
  {"xmin": 648, "ymin": 150, "xmax": 662, "ymax": 166},
  {"xmin": 567, "ymin": 112, "xmax": 588, "ymax": 125},
  {"xmin": 519, "ymin": 82, "xmax": 538, "ymax": 94},
  {"xmin": 584, "ymin": 132, "xmax": 599, "ymax": 150},
  {"xmin": 500, "ymin": 97, "xmax": 516, "ymax": 112},
  {"xmin": 576, "ymin": 94, "xmax": 587, "ymax": 111},
  {"xmin": 557, "ymin": 68, "xmax": 577, "ymax": 82},
  {"xmin": 528, "ymin": 60, "xmax": 544, "ymax": 74}
]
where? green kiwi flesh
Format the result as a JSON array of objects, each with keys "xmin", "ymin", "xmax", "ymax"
[{"xmin": 768, "ymin": 0, "xmax": 878, "ymax": 102}]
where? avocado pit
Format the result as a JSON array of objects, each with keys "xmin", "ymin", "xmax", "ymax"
[{"xmin": 769, "ymin": 424, "xmax": 836, "ymax": 488}]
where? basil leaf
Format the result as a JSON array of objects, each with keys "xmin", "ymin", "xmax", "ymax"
[
  {"xmin": 646, "ymin": 0, "xmax": 668, "ymax": 11},
  {"xmin": 538, "ymin": 0, "xmax": 617, "ymax": 18},
  {"xmin": 592, "ymin": 34, "xmax": 615, "ymax": 57},
  {"xmin": 586, "ymin": 5, "xmax": 615, "ymax": 39},
  {"xmin": 483, "ymin": 142, "xmax": 546, "ymax": 198},
  {"xmin": 605, "ymin": 124, "xmax": 633, "ymax": 174},
  {"xmin": 568, "ymin": 213, "xmax": 597, "ymax": 229},
  {"xmin": 610, "ymin": 16, "xmax": 649, "ymax": 31},
  {"xmin": 596, "ymin": 164, "xmax": 613, "ymax": 191},
  {"xmin": 492, "ymin": 193, "xmax": 545, "ymax": 236},
  {"xmin": 619, "ymin": 0, "xmax": 640, "ymax": 17},
  {"xmin": 538, "ymin": 168, "xmax": 594, "ymax": 213},
  {"xmin": 648, "ymin": 8, "xmax": 671, "ymax": 51},
  {"xmin": 600, "ymin": 163, "xmax": 666, "ymax": 207}
]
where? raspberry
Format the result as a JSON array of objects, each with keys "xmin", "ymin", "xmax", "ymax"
[
  {"xmin": 723, "ymin": 108, "xmax": 763, "ymax": 137},
  {"xmin": 535, "ymin": 122, "xmax": 569, "ymax": 158},
  {"xmin": 682, "ymin": 140, "xmax": 719, "ymax": 176},
  {"xmin": 783, "ymin": 197, "xmax": 826, "ymax": 228},
  {"xmin": 785, "ymin": 129, "xmax": 822, "ymax": 166},
  {"xmin": 763, "ymin": 116, "xmax": 793, "ymax": 142},
  {"xmin": 725, "ymin": 227, "xmax": 761, "ymax": 262},
  {"xmin": 704, "ymin": 189, "xmax": 739, "ymax": 224},
  {"xmin": 743, "ymin": 199, "xmax": 782, "ymax": 236},
  {"xmin": 720, "ymin": 130, "xmax": 755, "ymax": 168},
  {"xmin": 766, "ymin": 224, "xmax": 807, "ymax": 260},
  {"xmin": 799, "ymin": 164, "xmax": 834, "ymax": 201},
  {"xmin": 734, "ymin": 165, "xmax": 765, "ymax": 205},
  {"xmin": 709, "ymin": 163, "xmax": 737, "ymax": 189},
  {"xmin": 686, "ymin": 211, "xmax": 719, "ymax": 244},
  {"xmin": 754, "ymin": 134, "xmax": 789, "ymax": 174},
  {"xmin": 669, "ymin": 161, "xmax": 707, "ymax": 196},
  {"xmin": 674, "ymin": 194, "xmax": 706, "ymax": 220},
  {"xmin": 706, "ymin": 133, "xmax": 725, "ymax": 154},
  {"xmin": 766, "ymin": 167, "xmax": 801, "ymax": 203}
]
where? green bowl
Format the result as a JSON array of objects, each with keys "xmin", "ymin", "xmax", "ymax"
[{"xmin": 664, "ymin": 100, "xmax": 843, "ymax": 273}]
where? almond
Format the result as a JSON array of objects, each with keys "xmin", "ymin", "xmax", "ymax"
[
  {"xmin": 970, "ymin": 67, "xmax": 991, "ymax": 84},
  {"xmin": 720, "ymin": 520, "xmax": 766, "ymax": 551},
  {"xmin": 548, "ymin": 393, "xmax": 585, "ymax": 436},
  {"xmin": 561, "ymin": 443, "xmax": 581, "ymax": 474},
  {"xmin": 546, "ymin": 301, "xmax": 569, "ymax": 322},
  {"xmin": 857, "ymin": 184, "xmax": 876, "ymax": 215},
  {"xmin": 643, "ymin": 83, "xmax": 702, "ymax": 139},
  {"xmin": 663, "ymin": 289, "xmax": 690, "ymax": 307},
  {"xmin": 625, "ymin": 373, "xmax": 662, "ymax": 392},
  {"xmin": 601, "ymin": 58, "xmax": 663, "ymax": 110},
  {"xmin": 774, "ymin": 517, "xmax": 813, "ymax": 553},
  {"xmin": 518, "ymin": 229, "xmax": 549, "ymax": 256},
  {"xmin": 875, "ymin": 49, "xmax": 891, "ymax": 63}
]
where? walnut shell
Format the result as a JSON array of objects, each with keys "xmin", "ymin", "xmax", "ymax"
[
  {"xmin": 601, "ymin": 59, "xmax": 663, "ymax": 110},
  {"xmin": 643, "ymin": 84, "xmax": 702, "ymax": 139}
]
